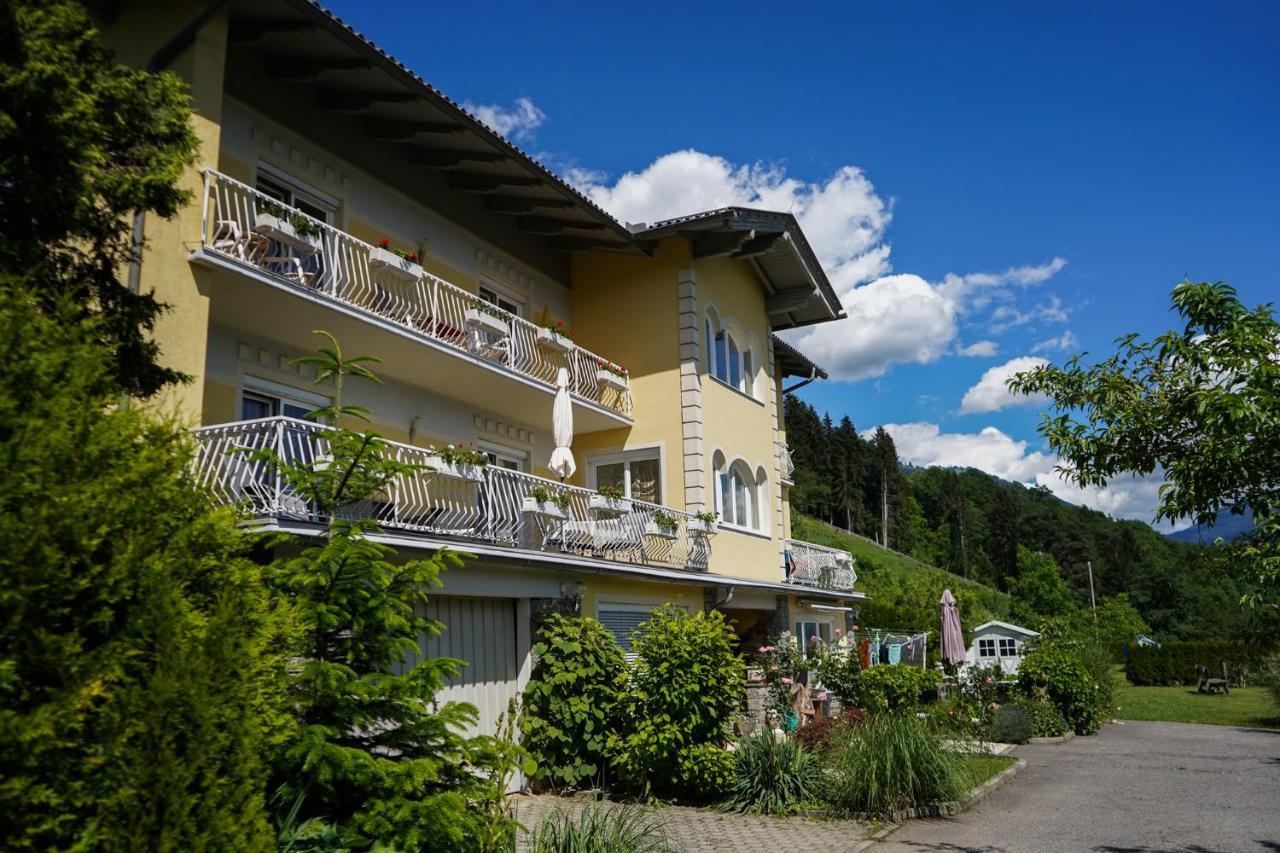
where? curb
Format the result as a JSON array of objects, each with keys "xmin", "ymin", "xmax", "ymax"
[
  {"xmin": 1029, "ymin": 731, "xmax": 1074, "ymax": 745},
  {"xmin": 850, "ymin": 823, "xmax": 902, "ymax": 851}
]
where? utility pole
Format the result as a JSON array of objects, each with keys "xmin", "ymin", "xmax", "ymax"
[{"xmin": 1087, "ymin": 560, "xmax": 1098, "ymax": 637}]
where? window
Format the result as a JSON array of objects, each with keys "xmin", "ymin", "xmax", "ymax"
[
  {"xmin": 712, "ymin": 452, "xmax": 763, "ymax": 530},
  {"xmin": 240, "ymin": 376, "xmax": 328, "ymax": 422},
  {"xmin": 705, "ymin": 309, "xmax": 756, "ymax": 397},
  {"xmin": 478, "ymin": 281, "xmax": 523, "ymax": 317},
  {"xmin": 598, "ymin": 601, "xmax": 688, "ymax": 660},
  {"xmin": 481, "ymin": 442, "xmax": 527, "ymax": 472},
  {"xmin": 794, "ymin": 620, "xmax": 831, "ymax": 649},
  {"xmin": 978, "ymin": 638, "xmax": 996, "ymax": 658},
  {"xmin": 998, "ymin": 637, "xmax": 1018, "ymax": 657},
  {"xmin": 590, "ymin": 449, "xmax": 661, "ymax": 504},
  {"xmin": 256, "ymin": 172, "xmax": 333, "ymax": 224}
]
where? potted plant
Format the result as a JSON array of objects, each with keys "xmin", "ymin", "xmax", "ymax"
[
  {"xmin": 644, "ymin": 509, "xmax": 679, "ymax": 540},
  {"xmin": 254, "ymin": 200, "xmax": 322, "ymax": 253},
  {"xmin": 522, "ymin": 485, "xmax": 570, "ymax": 520},
  {"xmin": 588, "ymin": 482, "xmax": 632, "ymax": 516},
  {"xmin": 687, "ymin": 510, "xmax": 718, "ymax": 536},
  {"xmin": 536, "ymin": 319, "xmax": 574, "ymax": 353},
  {"xmin": 369, "ymin": 238, "xmax": 423, "ymax": 281},
  {"xmin": 464, "ymin": 298, "xmax": 511, "ymax": 338},
  {"xmin": 595, "ymin": 359, "xmax": 628, "ymax": 391},
  {"xmin": 424, "ymin": 443, "xmax": 488, "ymax": 482}
]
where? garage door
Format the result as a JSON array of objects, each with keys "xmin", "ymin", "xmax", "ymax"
[{"xmin": 405, "ymin": 596, "xmax": 521, "ymax": 737}]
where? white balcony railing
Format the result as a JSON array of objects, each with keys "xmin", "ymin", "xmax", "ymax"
[
  {"xmin": 785, "ymin": 539, "xmax": 856, "ymax": 591},
  {"xmin": 778, "ymin": 443, "xmax": 796, "ymax": 484},
  {"xmin": 196, "ymin": 169, "xmax": 631, "ymax": 418},
  {"xmin": 192, "ymin": 417, "xmax": 710, "ymax": 571}
]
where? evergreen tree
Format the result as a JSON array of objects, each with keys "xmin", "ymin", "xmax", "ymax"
[
  {"xmin": 987, "ymin": 488, "xmax": 1020, "ymax": 590},
  {"xmin": 0, "ymin": 289, "xmax": 286, "ymax": 850},
  {"xmin": 868, "ymin": 427, "xmax": 905, "ymax": 548},
  {"xmin": 262, "ymin": 333, "xmax": 516, "ymax": 848},
  {"xmin": 0, "ymin": 0, "xmax": 200, "ymax": 396}
]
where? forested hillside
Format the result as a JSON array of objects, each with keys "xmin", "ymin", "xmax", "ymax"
[{"xmin": 786, "ymin": 397, "xmax": 1276, "ymax": 641}]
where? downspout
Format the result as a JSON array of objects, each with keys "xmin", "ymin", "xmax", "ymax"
[
  {"xmin": 782, "ymin": 367, "xmax": 819, "ymax": 395},
  {"xmin": 126, "ymin": 0, "xmax": 235, "ymax": 297}
]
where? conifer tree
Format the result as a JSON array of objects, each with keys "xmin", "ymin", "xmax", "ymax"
[{"xmin": 0, "ymin": 289, "xmax": 286, "ymax": 851}]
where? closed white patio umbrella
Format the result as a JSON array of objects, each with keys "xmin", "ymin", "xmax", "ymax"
[{"xmin": 549, "ymin": 367, "xmax": 575, "ymax": 480}]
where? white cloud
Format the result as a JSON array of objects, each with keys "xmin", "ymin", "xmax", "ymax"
[
  {"xmin": 989, "ymin": 295, "xmax": 1072, "ymax": 333},
  {"xmin": 872, "ymin": 421, "xmax": 1169, "ymax": 528},
  {"xmin": 571, "ymin": 148, "xmax": 1069, "ymax": 381},
  {"xmin": 958, "ymin": 340, "xmax": 999, "ymax": 357},
  {"xmin": 575, "ymin": 150, "xmax": 893, "ymax": 290},
  {"xmin": 960, "ymin": 356, "xmax": 1049, "ymax": 414},
  {"xmin": 462, "ymin": 96, "xmax": 546, "ymax": 141},
  {"xmin": 1030, "ymin": 330, "xmax": 1080, "ymax": 354}
]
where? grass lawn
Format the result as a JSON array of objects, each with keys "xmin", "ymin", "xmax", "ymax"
[
  {"xmin": 956, "ymin": 753, "xmax": 1017, "ymax": 791},
  {"xmin": 1115, "ymin": 682, "xmax": 1280, "ymax": 729}
]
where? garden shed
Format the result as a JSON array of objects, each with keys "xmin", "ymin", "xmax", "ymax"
[{"xmin": 963, "ymin": 620, "xmax": 1039, "ymax": 676}]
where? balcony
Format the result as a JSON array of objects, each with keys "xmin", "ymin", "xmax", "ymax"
[
  {"xmin": 785, "ymin": 539, "xmax": 857, "ymax": 591},
  {"xmin": 778, "ymin": 443, "xmax": 796, "ymax": 485},
  {"xmin": 192, "ymin": 417, "xmax": 712, "ymax": 572},
  {"xmin": 190, "ymin": 169, "xmax": 631, "ymax": 430}
]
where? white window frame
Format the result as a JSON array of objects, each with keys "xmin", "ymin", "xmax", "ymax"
[
  {"xmin": 586, "ymin": 446, "xmax": 664, "ymax": 504},
  {"xmin": 977, "ymin": 637, "xmax": 997, "ymax": 659},
  {"xmin": 478, "ymin": 278, "xmax": 525, "ymax": 318},
  {"xmin": 479, "ymin": 439, "xmax": 528, "ymax": 472},
  {"xmin": 240, "ymin": 375, "xmax": 330, "ymax": 421},
  {"xmin": 998, "ymin": 637, "xmax": 1018, "ymax": 657},
  {"xmin": 712, "ymin": 453, "xmax": 764, "ymax": 533},
  {"xmin": 254, "ymin": 163, "xmax": 340, "ymax": 225},
  {"xmin": 794, "ymin": 618, "xmax": 833, "ymax": 650}
]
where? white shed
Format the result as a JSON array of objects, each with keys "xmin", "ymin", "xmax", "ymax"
[{"xmin": 963, "ymin": 620, "xmax": 1039, "ymax": 676}]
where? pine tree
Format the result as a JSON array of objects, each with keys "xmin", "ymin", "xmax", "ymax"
[
  {"xmin": 987, "ymin": 488, "xmax": 1020, "ymax": 590},
  {"xmin": 0, "ymin": 289, "xmax": 286, "ymax": 850},
  {"xmin": 262, "ymin": 333, "xmax": 517, "ymax": 848},
  {"xmin": 868, "ymin": 427, "xmax": 905, "ymax": 548}
]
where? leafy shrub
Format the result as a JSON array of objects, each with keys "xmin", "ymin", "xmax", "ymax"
[
  {"xmin": 1258, "ymin": 652, "xmax": 1280, "ymax": 710},
  {"xmin": 1016, "ymin": 642, "xmax": 1105, "ymax": 735},
  {"xmin": 793, "ymin": 708, "xmax": 863, "ymax": 754},
  {"xmin": 815, "ymin": 643, "xmax": 862, "ymax": 705},
  {"xmin": 522, "ymin": 614, "xmax": 628, "ymax": 790},
  {"xmin": 527, "ymin": 802, "xmax": 675, "ymax": 853},
  {"xmin": 989, "ymin": 705, "xmax": 1031, "ymax": 744},
  {"xmin": 1019, "ymin": 698, "xmax": 1069, "ymax": 738},
  {"xmin": 1125, "ymin": 640, "xmax": 1270, "ymax": 686},
  {"xmin": 820, "ymin": 712, "xmax": 963, "ymax": 817},
  {"xmin": 722, "ymin": 733, "xmax": 820, "ymax": 815},
  {"xmin": 850, "ymin": 665, "xmax": 942, "ymax": 711},
  {"xmin": 1076, "ymin": 639, "xmax": 1119, "ymax": 715},
  {"xmin": 610, "ymin": 607, "xmax": 744, "ymax": 802}
]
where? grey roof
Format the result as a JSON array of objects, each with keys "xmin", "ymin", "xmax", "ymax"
[
  {"xmin": 633, "ymin": 208, "xmax": 845, "ymax": 330},
  {"xmin": 772, "ymin": 334, "xmax": 828, "ymax": 380}
]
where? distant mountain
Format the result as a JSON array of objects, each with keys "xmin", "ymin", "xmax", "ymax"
[{"xmin": 1165, "ymin": 507, "xmax": 1254, "ymax": 544}]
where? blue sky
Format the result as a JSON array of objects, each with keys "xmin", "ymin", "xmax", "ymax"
[{"xmin": 326, "ymin": 1, "xmax": 1279, "ymax": 527}]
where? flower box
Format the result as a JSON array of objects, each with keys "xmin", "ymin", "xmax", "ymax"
[
  {"xmin": 687, "ymin": 518, "xmax": 718, "ymax": 536},
  {"xmin": 536, "ymin": 327, "xmax": 574, "ymax": 354},
  {"xmin": 589, "ymin": 494, "xmax": 633, "ymax": 517},
  {"xmin": 425, "ymin": 455, "xmax": 485, "ymax": 483},
  {"xmin": 369, "ymin": 245, "xmax": 423, "ymax": 282},
  {"xmin": 644, "ymin": 521, "xmax": 679, "ymax": 540},
  {"xmin": 465, "ymin": 308, "xmax": 510, "ymax": 339},
  {"xmin": 596, "ymin": 369, "xmax": 627, "ymax": 392},
  {"xmin": 254, "ymin": 212, "xmax": 320, "ymax": 254},
  {"xmin": 521, "ymin": 496, "xmax": 567, "ymax": 521}
]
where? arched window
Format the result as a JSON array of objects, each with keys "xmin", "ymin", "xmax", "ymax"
[
  {"xmin": 713, "ymin": 453, "xmax": 760, "ymax": 530},
  {"xmin": 706, "ymin": 310, "xmax": 758, "ymax": 398}
]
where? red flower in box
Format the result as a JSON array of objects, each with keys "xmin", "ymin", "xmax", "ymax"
[{"xmin": 377, "ymin": 238, "xmax": 390, "ymax": 248}]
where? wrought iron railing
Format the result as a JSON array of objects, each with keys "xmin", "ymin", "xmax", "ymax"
[
  {"xmin": 778, "ymin": 443, "xmax": 796, "ymax": 483},
  {"xmin": 192, "ymin": 417, "xmax": 710, "ymax": 571},
  {"xmin": 196, "ymin": 169, "xmax": 631, "ymax": 418},
  {"xmin": 785, "ymin": 538, "xmax": 856, "ymax": 591}
]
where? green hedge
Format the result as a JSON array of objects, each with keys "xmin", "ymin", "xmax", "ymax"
[{"xmin": 1125, "ymin": 640, "xmax": 1270, "ymax": 686}]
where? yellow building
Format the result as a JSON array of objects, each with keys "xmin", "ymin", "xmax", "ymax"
[{"xmin": 103, "ymin": 0, "xmax": 862, "ymax": 733}]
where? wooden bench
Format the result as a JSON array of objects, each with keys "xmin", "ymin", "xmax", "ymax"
[{"xmin": 1196, "ymin": 663, "xmax": 1230, "ymax": 695}]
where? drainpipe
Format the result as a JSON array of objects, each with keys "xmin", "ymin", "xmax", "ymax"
[
  {"xmin": 125, "ymin": 0, "xmax": 236, "ymax": 298},
  {"xmin": 782, "ymin": 367, "xmax": 819, "ymax": 395}
]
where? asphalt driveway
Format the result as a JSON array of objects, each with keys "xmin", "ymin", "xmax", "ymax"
[{"xmin": 879, "ymin": 720, "xmax": 1280, "ymax": 853}]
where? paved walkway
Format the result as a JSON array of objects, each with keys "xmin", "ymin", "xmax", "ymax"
[
  {"xmin": 512, "ymin": 793, "xmax": 878, "ymax": 852},
  {"xmin": 878, "ymin": 720, "xmax": 1280, "ymax": 853}
]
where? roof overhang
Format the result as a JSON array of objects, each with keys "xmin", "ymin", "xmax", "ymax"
[
  {"xmin": 632, "ymin": 207, "xmax": 845, "ymax": 330},
  {"xmin": 973, "ymin": 620, "xmax": 1040, "ymax": 637},
  {"xmin": 772, "ymin": 334, "xmax": 827, "ymax": 380}
]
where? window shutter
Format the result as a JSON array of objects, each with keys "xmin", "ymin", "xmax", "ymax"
[{"xmin": 598, "ymin": 608, "xmax": 651, "ymax": 660}]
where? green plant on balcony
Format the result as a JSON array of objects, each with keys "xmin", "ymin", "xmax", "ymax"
[
  {"xmin": 470, "ymin": 298, "xmax": 508, "ymax": 320},
  {"xmin": 694, "ymin": 511, "xmax": 718, "ymax": 524},
  {"xmin": 529, "ymin": 485, "xmax": 571, "ymax": 510},
  {"xmin": 542, "ymin": 319, "xmax": 573, "ymax": 341},
  {"xmin": 430, "ymin": 443, "xmax": 489, "ymax": 468},
  {"xmin": 597, "ymin": 483, "xmax": 625, "ymax": 501},
  {"xmin": 650, "ymin": 510, "xmax": 678, "ymax": 534},
  {"xmin": 257, "ymin": 199, "xmax": 321, "ymax": 239},
  {"xmin": 376, "ymin": 238, "xmax": 419, "ymax": 263},
  {"xmin": 596, "ymin": 359, "xmax": 628, "ymax": 379}
]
